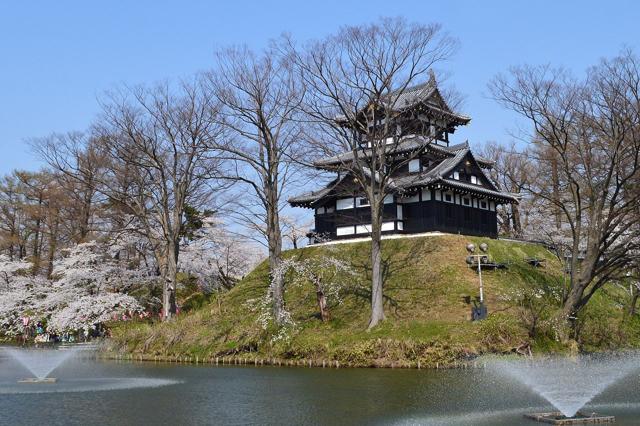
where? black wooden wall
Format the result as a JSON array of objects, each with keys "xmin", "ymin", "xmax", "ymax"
[
  {"xmin": 313, "ymin": 194, "xmax": 498, "ymax": 240},
  {"xmin": 402, "ymin": 199, "xmax": 497, "ymax": 237}
]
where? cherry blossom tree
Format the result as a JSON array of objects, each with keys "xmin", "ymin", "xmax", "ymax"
[
  {"xmin": 179, "ymin": 217, "xmax": 262, "ymax": 292},
  {"xmin": 0, "ymin": 241, "xmax": 151, "ymax": 337},
  {"xmin": 252, "ymin": 254, "xmax": 355, "ymax": 334}
]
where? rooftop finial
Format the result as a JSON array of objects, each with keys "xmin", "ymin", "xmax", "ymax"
[{"xmin": 428, "ymin": 69, "xmax": 436, "ymax": 83}]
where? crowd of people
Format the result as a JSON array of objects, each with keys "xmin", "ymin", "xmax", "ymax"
[{"xmin": 17, "ymin": 313, "xmax": 152, "ymax": 345}]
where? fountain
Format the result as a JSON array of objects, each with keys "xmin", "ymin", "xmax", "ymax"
[
  {"xmin": 0, "ymin": 345, "xmax": 180, "ymax": 395},
  {"xmin": 5, "ymin": 346, "xmax": 80, "ymax": 384},
  {"xmin": 487, "ymin": 353, "xmax": 640, "ymax": 424}
]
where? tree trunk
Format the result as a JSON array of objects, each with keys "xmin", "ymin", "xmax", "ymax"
[
  {"xmin": 368, "ymin": 202, "xmax": 385, "ymax": 329},
  {"xmin": 550, "ymin": 156, "xmax": 562, "ymax": 230},
  {"xmin": 268, "ymin": 230, "xmax": 284, "ymax": 324},
  {"xmin": 316, "ymin": 289, "xmax": 329, "ymax": 322},
  {"xmin": 511, "ymin": 203, "xmax": 522, "ymax": 238},
  {"xmin": 163, "ymin": 240, "xmax": 179, "ymax": 320},
  {"xmin": 46, "ymin": 218, "xmax": 59, "ymax": 279},
  {"xmin": 78, "ymin": 189, "xmax": 93, "ymax": 242},
  {"xmin": 559, "ymin": 278, "xmax": 587, "ymax": 341},
  {"xmin": 266, "ymin": 179, "xmax": 285, "ymax": 325},
  {"xmin": 8, "ymin": 216, "xmax": 16, "ymax": 261},
  {"xmin": 32, "ymin": 214, "xmax": 41, "ymax": 276},
  {"xmin": 309, "ymin": 272, "xmax": 329, "ymax": 322},
  {"xmin": 629, "ymin": 286, "xmax": 639, "ymax": 316}
]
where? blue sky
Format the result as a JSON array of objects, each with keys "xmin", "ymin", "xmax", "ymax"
[{"xmin": 1, "ymin": 0, "xmax": 638, "ymax": 175}]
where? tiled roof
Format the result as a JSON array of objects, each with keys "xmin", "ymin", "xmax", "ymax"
[
  {"xmin": 384, "ymin": 74, "xmax": 471, "ymax": 122},
  {"xmin": 390, "ymin": 147, "xmax": 515, "ymax": 202},
  {"xmin": 290, "ymin": 143, "xmax": 515, "ymax": 206},
  {"xmin": 390, "ymin": 80, "xmax": 437, "ymax": 109},
  {"xmin": 438, "ymin": 179, "xmax": 520, "ymax": 202},
  {"xmin": 314, "ymin": 136, "xmax": 483, "ymax": 168},
  {"xmin": 427, "ymin": 142, "xmax": 494, "ymax": 167},
  {"xmin": 335, "ymin": 74, "xmax": 470, "ymax": 126},
  {"xmin": 391, "ymin": 147, "xmax": 468, "ymax": 188},
  {"xmin": 288, "ymin": 187, "xmax": 333, "ymax": 205}
]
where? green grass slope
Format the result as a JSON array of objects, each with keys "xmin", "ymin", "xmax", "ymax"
[{"xmin": 109, "ymin": 234, "xmax": 640, "ymax": 367}]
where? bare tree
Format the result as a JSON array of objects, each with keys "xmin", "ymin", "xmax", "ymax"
[
  {"xmin": 14, "ymin": 171, "xmax": 52, "ymax": 276},
  {"xmin": 481, "ymin": 142, "xmax": 531, "ymax": 237},
  {"xmin": 36, "ymin": 81, "xmax": 224, "ymax": 320},
  {"xmin": 490, "ymin": 51, "xmax": 640, "ymax": 339},
  {"xmin": 205, "ymin": 46, "xmax": 304, "ymax": 325},
  {"xmin": 0, "ymin": 174, "xmax": 26, "ymax": 260},
  {"xmin": 56, "ymin": 135, "xmax": 103, "ymax": 243},
  {"xmin": 281, "ymin": 214, "xmax": 312, "ymax": 249},
  {"xmin": 286, "ymin": 17, "xmax": 458, "ymax": 328}
]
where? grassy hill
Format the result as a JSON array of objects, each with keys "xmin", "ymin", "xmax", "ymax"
[{"xmin": 108, "ymin": 234, "xmax": 640, "ymax": 367}]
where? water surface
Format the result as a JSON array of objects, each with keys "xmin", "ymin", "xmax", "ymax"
[{"xmin": 1, "ymin": 349, "xmax": 639, "ymax": 425}]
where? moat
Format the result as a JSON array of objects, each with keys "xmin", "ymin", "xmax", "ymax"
[{"xmin": 2, "ymin": 347, "xmax": 640, "ymax": 425}]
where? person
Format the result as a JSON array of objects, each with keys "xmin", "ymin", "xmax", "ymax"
[{"xmin": 21, "ymin": 316, "xmax": 30, "ymax": 344}]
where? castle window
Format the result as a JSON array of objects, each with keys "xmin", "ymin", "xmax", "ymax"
[
  {"xmin": 443, "ymin": 192, "xmax": 453, "ymax": 203},
  {"xmin": 453, "ymin": 171, "xmax": 460, "ymax": 180},
  {"xmin": 316, "ymin": 206, "xmax": 326, "ymax": 214},
  {"xmin": 470, "ymin": 175, "xmax": 481, "ymax": 185},
  {"xmin": 381, "ymin": 222, "xmax": 395, "ymax": 231},
  {"xmin": 479, "ymin": 199, "xmax": 488, "ymax": 210},
  {"xmin": 357, "ymin": 197, "xmax": 370, "ymax": 207},
  {"xmin": 462, "ymin": 197, "xmax": 471, "ymax": 206},
  {"xmin": 336, "ymin": 226, "xmax": 355, "ymax": 236},
  {"xmin": 336, "ymin": 198, "xmax": 354, "ymax": 210},
  {"xmin": 404, "ymin": 193, "xmax": 419, "ymax": 203},
  {"xmin": 356, "ymin": 224, "xmax": 372, "ymax": 234},
  {"xmin": 408, "ymin": 159, "xmax": 420, "ymax": 173}
]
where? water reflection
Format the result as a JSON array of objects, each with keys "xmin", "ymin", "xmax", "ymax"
[{"xmin": 1, "ymin": 348, "xmax": 639, "ymax": 425}]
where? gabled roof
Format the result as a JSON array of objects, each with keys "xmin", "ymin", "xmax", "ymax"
[
  {"xmin": 288, "ymin": 175, "xmax": 346, "ymax": 206},
  {"xmin": 314, "ymin": 136, "xmax": 427, "ymax": 168},
  {"xmin": 428, "ymin": 142, "xmax": 494, "ymax": 167},
  {"xmin": 392, "ymin": 146, "xmax": 519, "ymax": 203},
  {"xmin": 290, "ymin": 143, "xmax": 517, "ymax": 207},
  {"xmin": 288, "ymin": 186, "xmax": 334, "ymax": 206},
  {"xmin": 384, "ymin": 71, "xmax": 470, "ymax": 123},
  {"xmin": 335, "ymin": 72, "xmax": 470, "ymax": 127},
  {"xmin": 392, "ymin": 146, "xmax": 468, "ymax": 188},
  {"xmin": 438, "ymin": 179, "xmax": 520, "ymax": 201},
  {"xmin": 314, "ymin": 137, "xmax": 494, "ymax": 169}
]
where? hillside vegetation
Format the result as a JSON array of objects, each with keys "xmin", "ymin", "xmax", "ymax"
[{"xmin": 109, "ymin": 235, "xmax": 640, "ymax": 367}]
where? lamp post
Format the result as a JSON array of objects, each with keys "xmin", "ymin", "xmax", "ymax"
[{"xmin": 466, "ymin": 242, "xmax": 488, "ymax": 320}]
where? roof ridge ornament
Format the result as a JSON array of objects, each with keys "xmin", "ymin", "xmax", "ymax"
[{"xmin": 428, "ymin": 68, "xmax": 436, "ymax": 83}]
